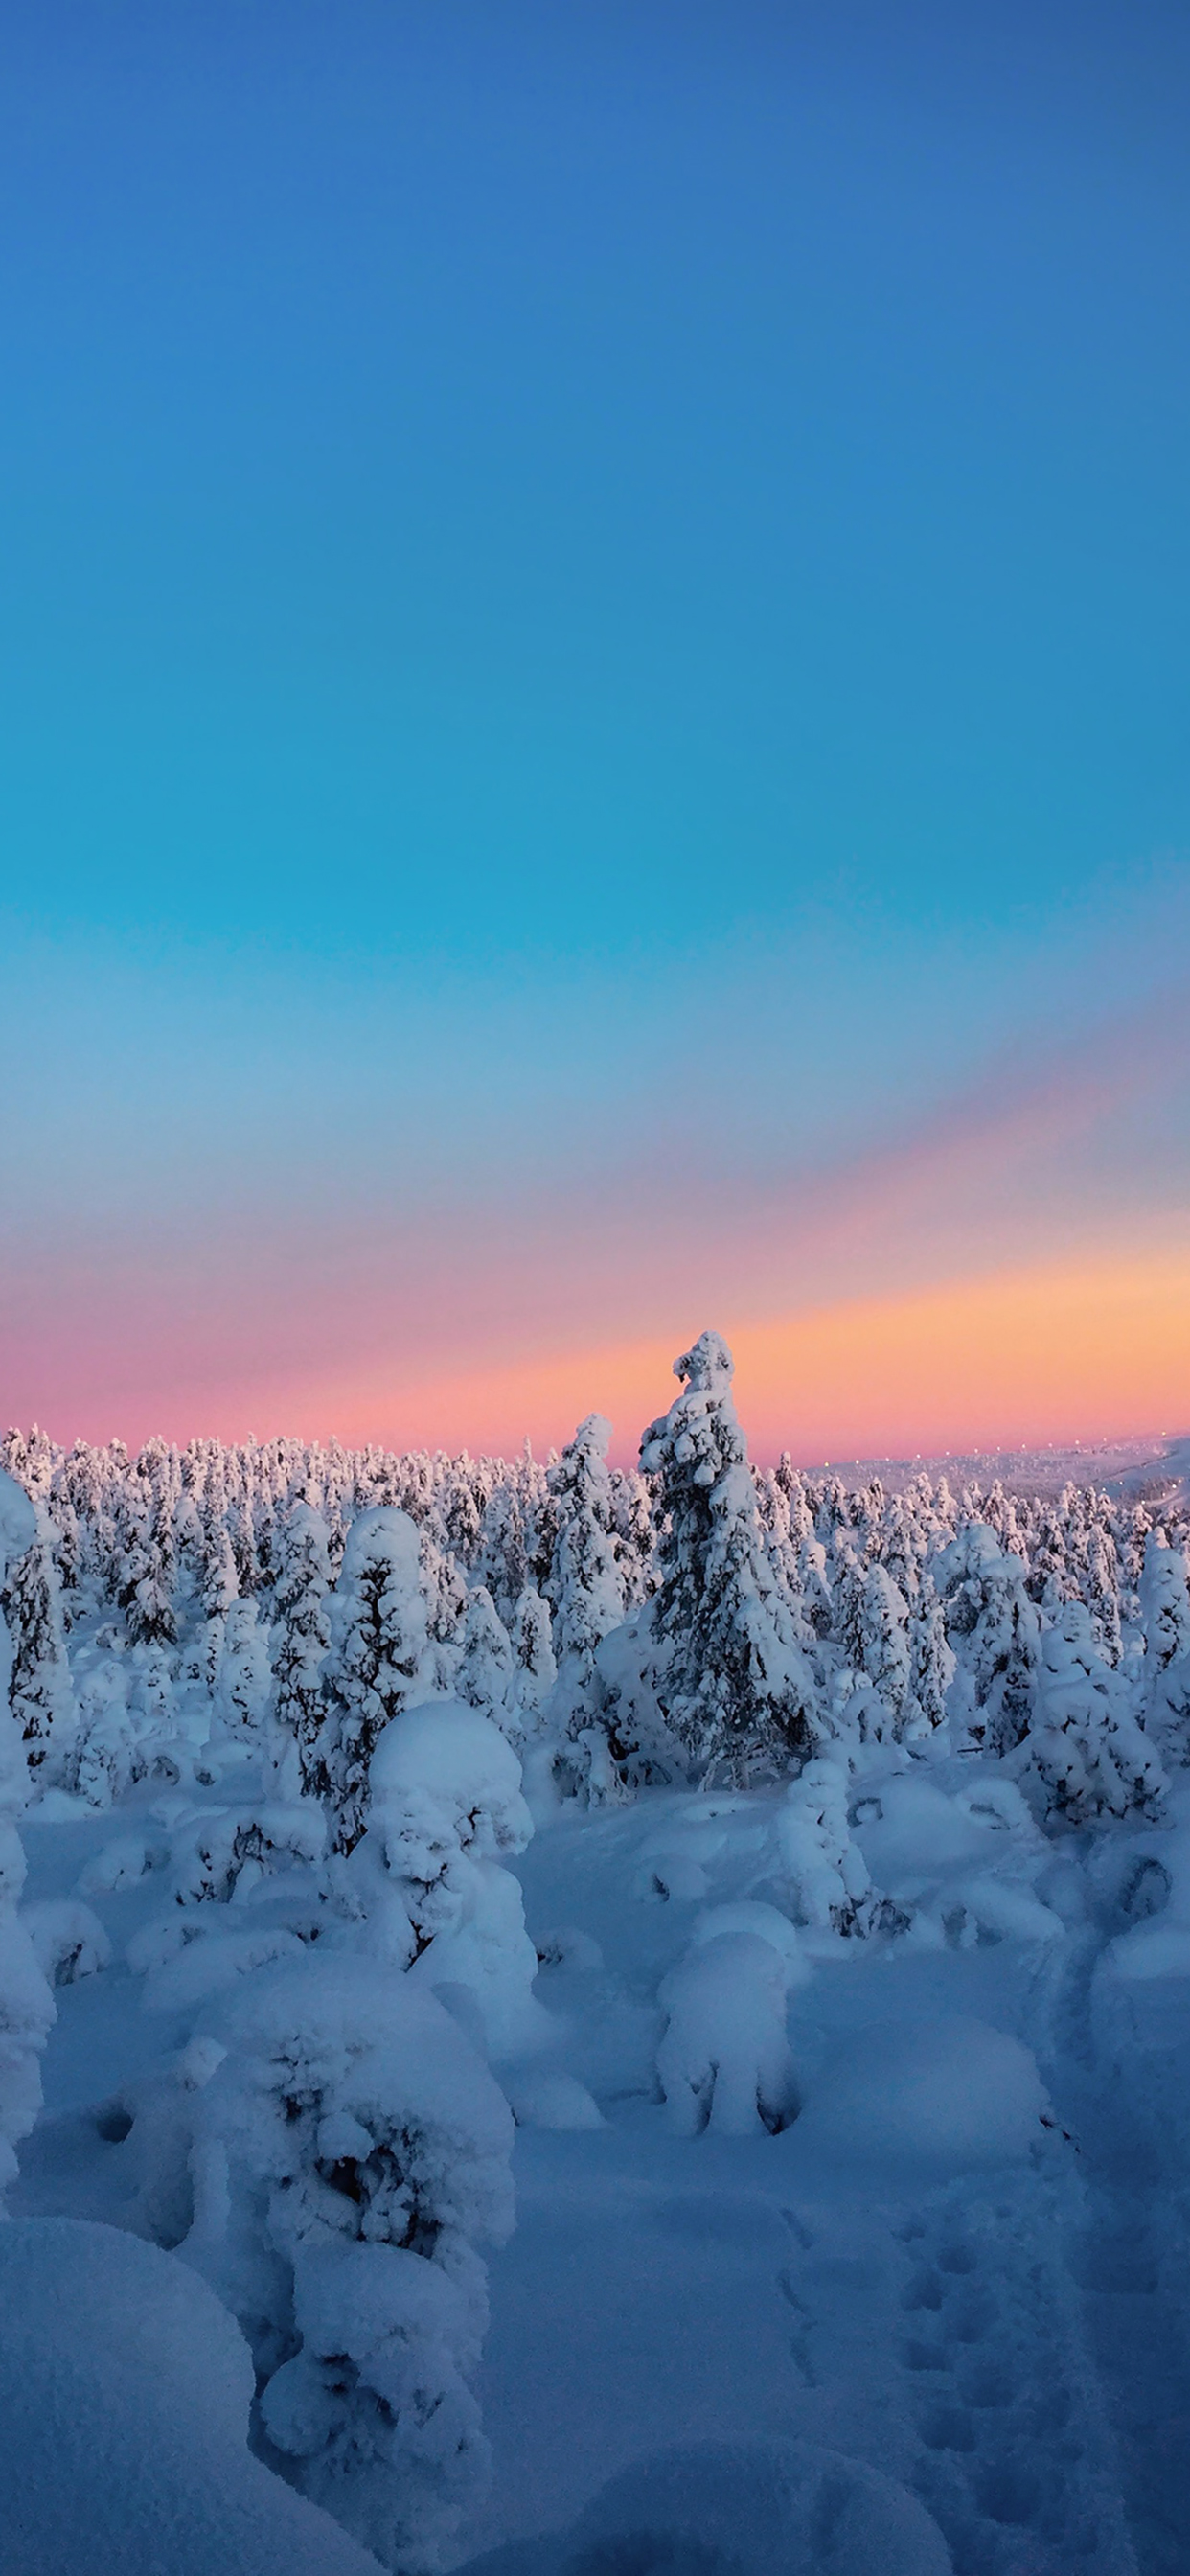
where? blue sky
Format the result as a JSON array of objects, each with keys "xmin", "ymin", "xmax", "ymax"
[{"xmin": 2, "ymin": 0, "xmax": 1188, "ymax": 1449}]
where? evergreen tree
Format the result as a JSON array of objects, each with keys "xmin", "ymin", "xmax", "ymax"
[
  {"xmin": 638, "ymin": 1332, "xmax": 823, "ymax": 1782},
  {"xmin": 1139, "ymin": 1533, "xmax": 1190, "ymax": 1751},
  {"xmin": 456, "ymin": 1584, "xmax": 515, "ymax": 1722},
  {"xmin": 1023, "ymin": 1601, "xmax": 1165, "ymax": 1824},
  {"xmin": 269, "ymin": 1502, "xmax": 333, "ymax": 1803},
  {"xmin": 0, "ymin": 1469, "xmax": 56, "ymax": 2196},
  {"xmin": 509, "ymin": 1586, "xmax": 557, "ymax": 1726},
  {"xmin": 4, "ymin": 1502, "xmax": 76, "ymax": 1781},
  {"xmin": 935, "ymin": 1522, "xmax": 1041, "ymax": 1755},
  {"xmin": 311, "ymin": 1507, "xmax": 428, "ymax": 1852},
  {"xmin": 545, "ymin": 1415, "xmax": 626, "ymax": 1687},
  {"xmin": 905, "ymin": 1573, "xmax": 955, "ymax": 1734}
]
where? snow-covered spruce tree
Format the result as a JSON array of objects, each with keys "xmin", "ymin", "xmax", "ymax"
[
  {"xmin": 607, "ymin": 1464, "xmax": 655, "ymax": 1609},
  {"xmin": 905, "ymin": 1573, "xmax": 955, "ymax": 1735},
  {"xmin": 0, "ymin": 1470, "xmax": 56, "ymax": 2200},
  {"xmin": 185, "ymin": 1949, "xmax": 515, "ymax": 2573},
  {"xmin": 1085, "ymin": 1522, "xmax": 1124, "ymax": 1668},
  {"xmin": 509, "ymin": 1586, "xmax": 556, "ymax": 1729},
  {"xmin": 824, "ymin": 1546, "xmax": 909, "ymax": 1744},
  {"xmin": 213, "ymin": 1598, "xmax": 271, "ymax": 1743},
  {"xmin": 455, "ymin": 1586, "xmax": 515, "ymax": 1727},
  {"xmin": 1019, "ymin": 1600, "xmax": 1166, "ymax": 1826},
  {"xmin": 934, "ymin": 1522, "xmax": 1041, "ymax": 1756},
  {"xmin": 636, "ymin": 1333, "xmax": 823, "ymax": 1783},
  {"xmin": 120, "ymin": 1484, "xmax": 178, "ymax": 1650},
  {"xmin": 199, "ymin": 1517, "xmax": 240, "ymax": 1690},
  {"xmin": 269, "ymin": 1501, "xmax": 333, "ymax": 1803},
  {"xmin": 3, "ymin": 1500, "xmax": 75, "ymax": 1782},
  {"xmin": 311, "ymin": 1507, "xmax": 428, "ymax": 1852},
  {"xmin": 854, "ymin": 1562, "xmax": 913, "ymax": 1727},
  {"xmin": 474, "ymin": 1477, "xmax": 531, "ymax": 1631},
  {"xmin": 545, "ymin": 1415, "xmax": 626, "ymax": 1694},
  {"xmin": 1139, "ymin": 1532, "xmax": 1190, "ymax": 1753},
  {"xmin": 417, "ymin": 1520, "xmax": 468, "ymax": 1690}
]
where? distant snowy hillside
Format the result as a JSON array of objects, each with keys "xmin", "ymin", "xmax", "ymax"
[{"xmin": 827, "ymin": 1434, "xmax": 1190, "ymax": 1507}]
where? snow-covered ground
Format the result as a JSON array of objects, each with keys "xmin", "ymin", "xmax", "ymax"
[
  {"xmin": 11, "ymin": 1749, "xmax": 1190, "ymax": 2576},
  {"xmin": 4, "ymin": 1363, "xmax": 1190, "ymax": 2575}
]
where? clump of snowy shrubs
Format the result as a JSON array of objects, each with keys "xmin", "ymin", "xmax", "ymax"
[{"xmin": 185, "ymin": 1952, "xmax": 515, "ymax": 2573}]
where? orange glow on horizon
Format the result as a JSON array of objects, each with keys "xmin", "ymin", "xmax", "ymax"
[{"xmin": 236, "ymin": 1250, "xmax": 1190, "ymax": 1464}]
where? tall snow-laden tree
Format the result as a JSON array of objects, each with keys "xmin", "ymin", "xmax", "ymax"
[
  {"xmin": 1139, "ymin": 1533, "xmax": 1190, "ymax": 1753},
  {"xmin": 456, "ymin": 1585, "xmax": 515, "ymax": 1725},
  {"xmin": 935, "ymin": 1522, "xmax": 1041, "ymax": 1756},
  {"xmin": 854, "ymin": 1563, "xmax": 913, "ymax": 1727},
  {"xmin": 0, "ymin": 1470, "xmax": 56, "ymax": 2200},
  {"xmin": 905, "ymin": 1573, "xmax": 955, "ymax": 1734},
  {"xmin": 311, "ymin": 1506, "xmax": 428, "ymax": 1852},
  {"xmin": 213, "ymin": 1599, "xmax": 271, "ymax": 1742},
  {"xmin": 509, "ymin": 1586, "xmax": 556, "ymax": 1728},
  {"xmin": 475, "ymin": 1477, "xmax": 531, "ymax": 1629},
  {"xmin": 4, "ymin": 1501, "xmax": 76, "ymax": 1782},
  {"xmin": 637, "ymin": 1332, "xmax": 823, "ymax": 1782},
  {"xmin": 545, "ymin": 1414, "xmax": 626, "ymax": 1688},
  {"xmin": 120, "ymin": 1484, "xmax": 178, "ymax": 1650},
  {"xmin": 1084, "ymin": 1523, "xmax": 1124, "ymax": 1668},
  {"xmin": 269, "ymin": 1501, "xmax": 333, "ymax": 1803},
  {"xmin": 198, "ymin": 1517, "xmax": 240, "ymax": 1690}
]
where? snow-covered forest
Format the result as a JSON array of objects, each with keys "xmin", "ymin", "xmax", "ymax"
[{"xmin": 4, "ymin": 1334, "xmax": 1190, "ymax": 2576}]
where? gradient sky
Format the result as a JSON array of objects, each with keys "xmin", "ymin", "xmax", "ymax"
[{"xmin": 2, "ymin": 0, "xmax": 1188, "ymax": 1461}]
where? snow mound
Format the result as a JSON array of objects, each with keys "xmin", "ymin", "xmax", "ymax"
[
  {"xmin": 505, "ymin": 2073, "xmax": 606, "ymax": 2131},
  {"xmin": 459, "ymin": 2436, "xmax": 951, "ymax": 2575},
  {"xmin": 20, "ymin": 1897, "xmax": 110, "ymax": 1986},
  {"xmin": 0, "ymin": 2217, "xmax": 385, "ymax": 2575},
  {"xmin": 657, "ymin": 1930, "xmax": 798, "ymax": 2138},
  {"xmin": 795, "ymin": 2013, "xmax": 1049, "ymax": 2172}
]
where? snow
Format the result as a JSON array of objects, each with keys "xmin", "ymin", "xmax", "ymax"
[
  {"xmin": 0, "ymin": 2217, "xmax": 386, "ymax": 2575},
  {"xmin": 11, "ymin": 1733, "xmax": 1190, "ymax": 2574},
  {"xmin": 794, "ymin": 2012, "xmax": 1049, "ymax": 2174},
  {"xmin": 5, "ymin": 1405, "xmax": 1190, "ymax": 2573}
]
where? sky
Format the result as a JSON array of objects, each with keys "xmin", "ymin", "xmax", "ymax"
[{"xmin": 2, "ymin": 0, "xmax": 1188, "ymax": 1463}]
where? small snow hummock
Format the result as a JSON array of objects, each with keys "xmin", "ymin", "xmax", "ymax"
[{"xmin": 0, "ymin": 2217, "xmax": 385, "ymax": 2575}]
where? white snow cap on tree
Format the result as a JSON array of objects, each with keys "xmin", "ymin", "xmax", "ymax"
[
  {"xmin": 363, "ymin": 1702, "xmax": 538, "ymax": 2055},
  {"xmin": 637, "ymin": 1332, "xmax": 823, "ymax": 1783}
]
